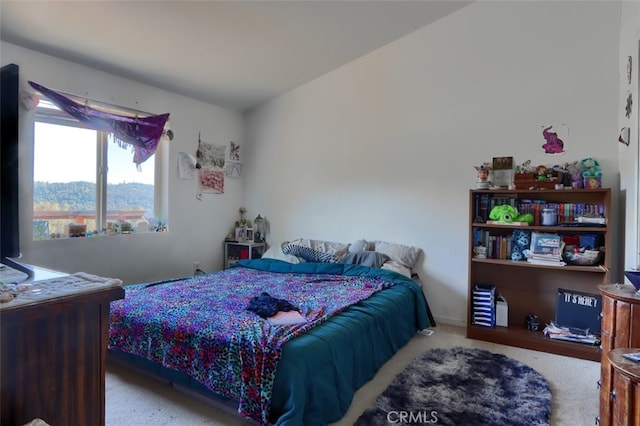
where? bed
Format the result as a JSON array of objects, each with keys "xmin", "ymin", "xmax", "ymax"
[{"xmin": 108, "ymin": 239, "xmax": 435, "ymax": 425}]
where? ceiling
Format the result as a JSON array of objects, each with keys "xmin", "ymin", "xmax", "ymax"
[{"xmin": 1, "ymin": 1, "xmax": 471, "ymax": 112}]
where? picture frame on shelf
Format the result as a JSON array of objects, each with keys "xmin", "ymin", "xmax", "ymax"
[
  {"xmin": 492, "ymin": 169, "xmax": 514, "ymax": 188},
  {"xmin": 234, "ymin": 227, "xmax": 254, "ymax": 242},
  {"xmin": 492, "ymin": 156, "xmax": 514, "ymax": 188},
  {"xmin": 492, "ymin": 156, "xmax": 513, "ymax": 170}
]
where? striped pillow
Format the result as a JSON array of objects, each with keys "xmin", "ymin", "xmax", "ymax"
[{"xmin": 281, "ymin": 243, "xmax": 337, "ymax": 263}]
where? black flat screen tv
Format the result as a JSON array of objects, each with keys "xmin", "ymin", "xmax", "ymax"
[{"xmin": 1, "ymin": 63, "xmax": 33, "ymax": 278}]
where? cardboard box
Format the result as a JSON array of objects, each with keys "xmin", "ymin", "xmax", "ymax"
[
  {"xmin": 496, "ymin": 293, "xmax": 508, "ymax": 327},
  {"xmin": 556, "ymin": 288, "xmax": 602, "ymax": 334}
]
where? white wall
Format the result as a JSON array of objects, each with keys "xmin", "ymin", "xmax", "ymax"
[
  {"xmin": 1, "ymin": 1, "xmax": 629, "ymax": 325},
  {"xmin": 244, "ymin": 1, "xmax": 622, "ymax": 325},
  {"xmin": 2, "ymin": 42, "xmax": 245, "ymax": 284},
  {"xmin": 618, "ymin": 0, "xmax": 640, "ymax": 273}
]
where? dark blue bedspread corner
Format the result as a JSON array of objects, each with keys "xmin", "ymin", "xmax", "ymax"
[{"xmin": 236, "ymin": 258, "xmax": 434, "ymax": 330}]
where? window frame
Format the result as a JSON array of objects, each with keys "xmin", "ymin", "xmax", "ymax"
[{"xmin": 32, "ymin": 100, "xmax": 167, "ymax": 236}]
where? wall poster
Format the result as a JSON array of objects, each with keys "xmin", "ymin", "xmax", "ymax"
[
  {"xmin": 540, "ymin": 124, "xmax": 567, "ymax": 155},
  {"xmin": 226, "ymin": 141, "xmax": 243, "ymax": 178},
  {"xmin": 197, "ymin": 141, "xmax": 226, "ymax": 194}
]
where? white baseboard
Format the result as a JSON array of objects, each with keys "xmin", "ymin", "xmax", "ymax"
[{"xmin": 432, "ymin": 315, "xmax": 466, "ymax": 328}]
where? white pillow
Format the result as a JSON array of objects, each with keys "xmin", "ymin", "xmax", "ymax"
[
  {"xmin": 381, "ymin": 260, "xmax": 412, "ymax": 278},
  {"xmin": 373, "ymin": 240, "xmax": 422, "ymax": 269},
  {"xmin": 348, "ymin": 239, "xmax": 370, "ymax": 253},
  {"xmin": 261, "ymin": 245, "xmax": 302, "ymax": 264}
]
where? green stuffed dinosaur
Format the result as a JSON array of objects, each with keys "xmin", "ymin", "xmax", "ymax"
[{"xmin": 489, "ymin": 205, "xmax": 534, "ymax": 224}]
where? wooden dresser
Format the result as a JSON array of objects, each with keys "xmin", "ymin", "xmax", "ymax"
[
  {"xmin": 0, "ymin": 267, "xmax": 124, "ymax": 426},
  {"xmin": 599, "ymin": 284, "xmax": 640, "ymax": 425},
  {"xmin": 605, "ymin": 349, "xmax": 640, "ymax": 425}
]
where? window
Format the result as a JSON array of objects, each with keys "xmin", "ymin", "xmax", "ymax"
[{"xmin": 33, "ymin": 100, "xmax": 164, "ymax": 239}]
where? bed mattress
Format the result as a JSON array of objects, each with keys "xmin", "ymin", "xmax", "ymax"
[{"xmin": 108, "ymin": 259, "xmax": 433, "ymax": 425}]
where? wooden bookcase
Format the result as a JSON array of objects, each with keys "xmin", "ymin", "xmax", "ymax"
[{"xmin": 467, "ymin": 188, "xmax": 611, "ymax": 361}]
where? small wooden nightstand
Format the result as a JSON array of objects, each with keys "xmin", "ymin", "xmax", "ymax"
[{"xmin": 224, "ymin": 241, "xmax": 266, "ymax": 268}]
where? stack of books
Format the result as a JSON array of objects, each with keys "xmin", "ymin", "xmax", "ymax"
[
  {"xmin": 527, "ymin": 254, "xmax": 566, "ymax": 266},
  {"xmin": 526, "ymin": 232, "xmax": 566, "ymax": 266},
  {"xmin": 542, "ymin": 322, "xmax": 600, "ymax": 345}
]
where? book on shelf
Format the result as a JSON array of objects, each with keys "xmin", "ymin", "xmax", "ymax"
[
  {"xmin": 486, "ymin": 220, "xmax": 529, "ymax": 226},
  {"xmin": 514, "ymin": 200, "xmax": 606, "ymax": 227},
  {"xmin": 474, "ymin": 193, "xmax": 491, "ymax": 222},
  {"xmin": 473, "ymin": 193, "xmax": 517, "ymax": 223},
  {"xmin": 481, "ymin": 234, "xmax": 513, "ymax": 260},
  {"xmin": 526, "ymin": 233, "xmax": 566, "ymax": 264},
  {"xmin": 576, "ymin": 216, "xmax": 607, "ymax": 225},
  {"xmin": 526, "ymin": 257, "xmax": 566, "ymax": 266},
  {"xmin": 528, "ymin": 252, "xmax": 562, "ymax": 259},
  {"xmin": 530, "ymin": 232, "xmax": 563, "ymax": 256}
]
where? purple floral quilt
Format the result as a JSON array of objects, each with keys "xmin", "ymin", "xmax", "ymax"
[{"xmin": 108, "ymin": 264, "xmax": 393, "ymax": 424}]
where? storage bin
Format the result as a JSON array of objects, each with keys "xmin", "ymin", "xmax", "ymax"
[
  {"xmin": 496, "ymin": 293, "xmax": 508, "ymax": 327},
  {"xmin": 472, "ymin": 284, "xmax": 496, "ymax": 328},
  {"xmin": 579, "ymin": 233, "xmax": 602, "ymax": 250}
]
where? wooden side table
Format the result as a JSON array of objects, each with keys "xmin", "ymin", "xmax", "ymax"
[
  {"xmin": 224, "ymin": 241, "xmax": 265, "ymax": 268},
  {"xmin": 605, "ymin": 348, "xmax": 640, "ymax": 426}
]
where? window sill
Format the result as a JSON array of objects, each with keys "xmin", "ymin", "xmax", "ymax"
[{"xmin": 33, "ymin": 229, "xmax": 168, "ymax": 242}]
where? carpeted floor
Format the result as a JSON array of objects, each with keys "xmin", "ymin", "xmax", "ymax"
[{"xmin": 105, "ymin": 324, "xmax": 600, "ymax": 425}]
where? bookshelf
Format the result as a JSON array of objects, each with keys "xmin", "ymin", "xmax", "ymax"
[
  {"xmin": 467, "ymin": 188, "xmax": 611, "ymax": 361},
  {"xmin": 224, "ymin": 241, "xmax": 265, "ymax": 268}
]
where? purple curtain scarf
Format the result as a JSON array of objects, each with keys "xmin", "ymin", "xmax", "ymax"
[{"xmin": 29, "ymin": 81, "xmax": 170, "ymax": 166}]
